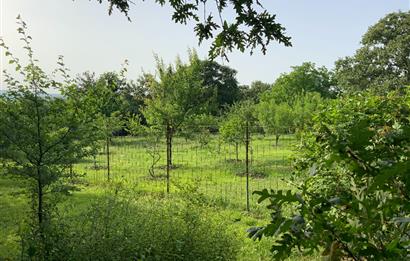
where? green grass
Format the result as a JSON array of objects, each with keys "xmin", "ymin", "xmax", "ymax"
[
  {"xmin": 0, "ymin": 134, "xmax": 320, "ymax": 260},
  {"xmin": 75, "ymin": 134, "xmax": 297, "ymax": 211}
]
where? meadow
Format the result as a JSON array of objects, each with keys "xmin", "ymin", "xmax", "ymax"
[{"xmin": 0, "ymin": 133, "xmax": 315, "ymax": 260}]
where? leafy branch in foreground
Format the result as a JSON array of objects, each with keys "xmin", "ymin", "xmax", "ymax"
[
  {"xmin": 250, "ymin": 88, "xmax": 410, "ymax": 260},
  {"xmin": 92, "ymin": 0, "xmax": 292, "ymax": 60}
]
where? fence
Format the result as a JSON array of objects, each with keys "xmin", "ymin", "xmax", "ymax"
[{"xmin": 74, "ymin": 126, "xmax": 298, "ymax": 211}]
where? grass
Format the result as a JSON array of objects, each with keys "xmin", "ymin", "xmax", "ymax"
[
  {"xmin": 0, "ymin": 134, "xmax": 320, "ymax": 260},
  {"xmin": 75, "ymin": 134, "xmax": 297, "ymax": 211}
]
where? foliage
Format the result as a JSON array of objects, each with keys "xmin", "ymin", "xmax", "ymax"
[
  {"xmin": 267, "ymin": 62, "xmax": 337, "ymax": 104},
  {"xmin": 219, "ymin": 100, "xmax": 256, "ymax": 160},
  {"xmin": 0, "ymin": 17, "xmax": 96, "ymax": 259},
  {"xmin": 198, "ymin": 59, "xmax": 240, "ymax": 115},
  {"xmin": 250, "ymin": 88, "xmax": 410, "ymax": 260},
  {"xmin": 256, "ymin": 100, "xmax": 294, "ymax": 145},
  {"xmin": 94, "ymin": 0, "xmax": 292, "ymax": 59},
  {"xmin": 143, "ymin": 52, "xmax": 211, "ymax": 131},
  {"xmin": 240, "ymin": 81, "xmax": 272, "ymax": 102},
  {"xmin": 25, "ymin": 189, "xmax": 240, "ymax": 261},
  {"xmin": 335, "ymin": 11, "xmax": 410, "ymax": 93}
]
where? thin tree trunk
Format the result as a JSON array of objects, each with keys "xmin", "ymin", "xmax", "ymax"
[
  {"xmin": 275, "ymin": 134, "xmax": 280, "ymax": 147},
  {"xmin": 37, "ymin": 170, "xmax": 43, "ymax": 227},
  {"xmin": 169, "ymin": 133, "xmax": 173, "ymax": 167}
]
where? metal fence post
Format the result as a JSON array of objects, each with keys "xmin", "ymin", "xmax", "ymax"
[
  {"xmin": 245, "ymin": 121, "xmax": 250, "ymax": 212},
  {"xmin": 166, "ymin": 124, "xmax": 171, "ymax": 194}
]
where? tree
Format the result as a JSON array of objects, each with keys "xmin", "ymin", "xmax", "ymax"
[
  {"xmin": 142, "ymin": 52, "xmax": 212, "ymax": 192},
  {"xmin": 0, "ymin": 18, "xmax": 95, "ymax": 259},
  {"xmin": 270, "ymin": 62, "xmax": 337, "ymax": 104},
  {"xmin": 219, "ymin": 100, "xmax": 256, "ymax": 211},
  {"xmin": 335, "ymin": 11, "xmax": 410, "ymax": 93},
  {"xmin": 239, "ymin": 81, "xmax": 272, "ymax": 102},
  {"xmin": 250, "ymin": 88, "xmax": 410, "ymax": 260},
  {"xmin": 198, "ymin": 60, "xmax": 240, "ymax": 115},
  {"xmin": 220, "ymin": 100, "xmax": 256, "ymax": 160},
  {"xmin": 76, "ymin": 72, "xmax": 126, "ymax": 181},
  {"xmin": 91, "ymin": 0, "xmax": 292, "ymax": 59},
  {"xmin": 255, "ymin": 101, "xmax": 294, "ymax": 146},
  {"xmin": 292, "ymin": 92, "xmax": 324, "ymax": 132}
]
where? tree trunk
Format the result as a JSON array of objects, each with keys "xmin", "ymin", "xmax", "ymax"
[
  {"xmin": 106, "ymin": 137, "xmax": 111, "ymax": 181},
  {"xmin": 36, "ymin": 166, "xmax": 47, "ymax": 258},
  {"xmin": 37, "ymin": 173, "xmax": 43, "ymax": 227},
  {"xmin": 169, "ymin": 133, "xmax": 173, "ymax": 167},
  {"xmin": 235, "ymin": 142, "xmax": 239, "ymax": 161},
  {"xmin": 275, "ymin": 135, "xmax": 280, "ymax": 147}
]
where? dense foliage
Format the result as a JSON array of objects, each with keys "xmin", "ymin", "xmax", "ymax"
[
  {"xmin": 335, "ymin": 11, "xmax": 410, "ymax": 93},
  {"xmin": 21, "ymin": 190, "xmax": 240, "ymax": 261},
  {"xmin": 251, "ymin": 88, "xmax": 410, "ymax": 260}
]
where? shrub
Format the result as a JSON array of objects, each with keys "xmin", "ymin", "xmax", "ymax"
[
  {"xmin": 250, "ymin": 89, "xmax": 410, "ymax": 260},
  {"xmin": 24, "ymin": 189, "xmax": 239, "ymax": 261}
]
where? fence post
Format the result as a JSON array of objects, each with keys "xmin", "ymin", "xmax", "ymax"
[
  {"xmin": 166, "ymin": 124, "xmax": 171, "ymax": 194},
  {"xmin": 245, "ymin": 121, "xmax": 250, "ymax": 212},
  {"xmin": 106, "ymin": 136, "xmax": 110, "ymax": 181}
]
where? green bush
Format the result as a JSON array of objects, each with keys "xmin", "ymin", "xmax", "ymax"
[
  {"xmin": 250, "ymin": 88, "xmax": 410, "ymax": 260},
  {"xmin": 22, "ymin": 189, "xmax": 239, "ymax": 261}
]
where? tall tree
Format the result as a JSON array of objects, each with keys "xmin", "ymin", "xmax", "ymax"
[
  {"xmin": 335, "ymin": 11, "xmax": 410, "ymax": 93},
  {"xmin": 240, "ymin": 81, "xmax": 272, "ymax": 102},
  {"xmin": 269, "ymin": 62, "xmax": 337, "ymax": 104},
  {"xmin": 198, "ymin": 59, "xmax": 240, "ymax": 115}
]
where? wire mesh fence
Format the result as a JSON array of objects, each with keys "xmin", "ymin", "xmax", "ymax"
[{"xmin": 74, "ymin": 126, "xmax": 298, "ymax": 211}]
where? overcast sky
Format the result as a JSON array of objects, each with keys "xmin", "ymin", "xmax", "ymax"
[{"xmin": 1, "ymin": 0, "xmax": 409, "ymax": 90}]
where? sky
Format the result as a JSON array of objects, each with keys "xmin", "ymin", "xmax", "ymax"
[{"xmin": 0, "ymin": 0, "xmax": 409, "ymax": 91}]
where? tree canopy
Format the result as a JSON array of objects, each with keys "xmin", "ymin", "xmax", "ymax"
[
  {"xmin": 265, "ymin": 62, "xmax": 337, "ymax": 105},
  {"xmin": 335, "ymin": 11, "xmax": 410, "ymax": 93}
]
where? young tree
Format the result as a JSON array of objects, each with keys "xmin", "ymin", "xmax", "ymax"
[
  {"xmin": 335, "ymin": 11, "xmax": 410, "ymax": 93},
  {"xmin": 219, "ymin": 100, "xmax": 256, "ymax": 211},
  {"xmin": 256, "ymin": 100, "xmax": 294, "ymax": 146},
  {"xmin": 142, "ymin": 52, "xmax": 212, "ymax": 192},
  {"xmin": 76, "ymin": 72, "xmax": 126, "ymax": 181},
  {"xmin": 0, "ymin": 18, "xmax": 95, "ymax": 258}
]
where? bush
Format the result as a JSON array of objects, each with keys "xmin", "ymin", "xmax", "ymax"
[
  {"xmin": 250, "ymin": 89, "xmax": 410, "ymax": 260},
  {"xmin": 22, "ymin": 188, "xmax": 240, "ymax": 261}
]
